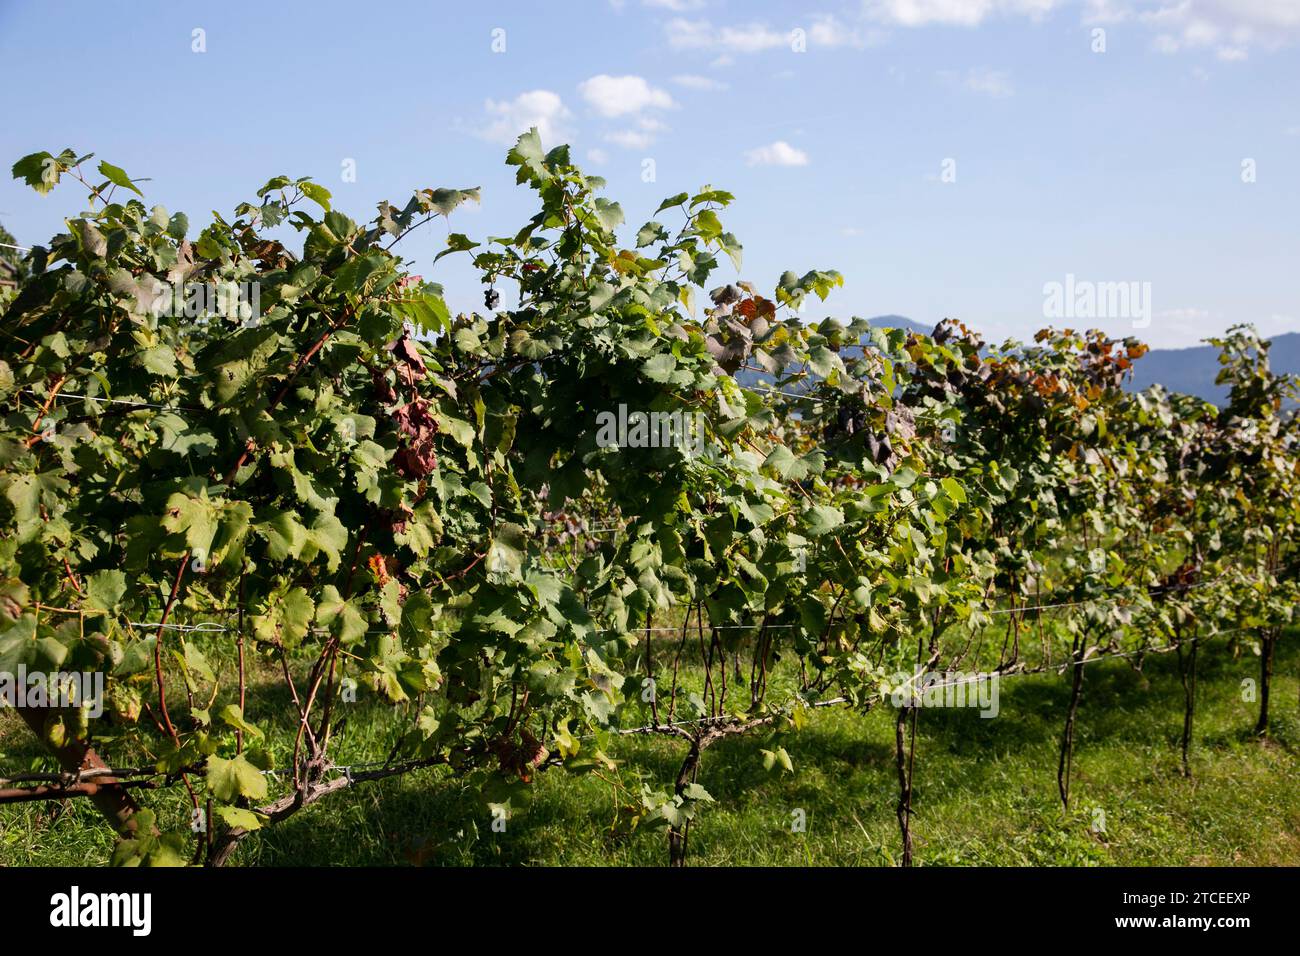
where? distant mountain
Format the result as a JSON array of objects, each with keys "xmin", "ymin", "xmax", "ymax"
[
  {"xmin": 860, "ymin": 314, "xmax": 930, "ymax": 336},
  {"xmin": 753, "ymin": 318, "xmax": 1300, "ymax": 406},
  {"xmin": 1127, "ymin": 332, "xmax": 1300, "ymax": 405},
  {"xmin": 861, "ymin": 318, "xmax": 1300, "ymax": 405}
]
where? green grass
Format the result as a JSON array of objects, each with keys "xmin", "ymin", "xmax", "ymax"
[{"xmin": 3, "ymin": 639, "xmax": 1298, "ymax": 866}]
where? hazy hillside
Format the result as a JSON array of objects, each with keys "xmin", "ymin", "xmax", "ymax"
[
  {"xmin": 1126, "ymin": 332, "xmax": 1300, "ymax": 405},
  {"xmin": 839, "ymin": 318, "xmax": 1300, "ymax": 405}
]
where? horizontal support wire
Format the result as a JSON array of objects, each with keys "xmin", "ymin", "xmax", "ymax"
[
  {"xmin": 15, "ymin": 389, "xmax": 195, "ymax": 412},
  {"xmin": 113, "ymin": 563, "xmax": 1279, "ymax": 638},
  {"xmin": 5, "ymin": 626, "xmax": 1233, "ymax": 787},
  {"xmin": 7, "ymin": 384, "xmax": 822, "ymax": 413},
  {"xmin": 0, "ymin": 620, "xmax": 1264, "ymax": 793}
]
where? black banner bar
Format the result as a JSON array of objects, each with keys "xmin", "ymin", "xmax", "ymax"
[{"xmin": 0, "ymin": 865, "xmax": 1279, "ymax": 941}]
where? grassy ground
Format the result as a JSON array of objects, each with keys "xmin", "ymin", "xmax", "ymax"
[{"xmin": 2, "ymin": 638, "xmax": 1298, "ymax": 867}]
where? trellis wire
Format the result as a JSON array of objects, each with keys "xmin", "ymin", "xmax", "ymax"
[
  {"xmin": 115, "ymin": 563, "xmax": 1273, "ymax": 638},
  {"xmin": 0, "ymin": 627, "xmax": 1247, "ymax": 791},
  {"xmin": 15, "ymin": 389, "xmax": 195, "ymax": 412}
]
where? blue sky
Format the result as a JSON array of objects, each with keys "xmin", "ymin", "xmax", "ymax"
[{"xmin": 1, "ymin": 0, "xmax": 1297, "ymax": 348}]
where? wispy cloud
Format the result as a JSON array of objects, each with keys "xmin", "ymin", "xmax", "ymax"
[
  {"xmin": 666, "ymin": 18, "xmax": 790, "ymax": 53},
  {"xmin": 1081, "ymin": 0, "xmax": 1132, "ymax": 24},
  {"xmin": 1099, "ymin": 1, "xmax": 1300, "ymax": 60},
  {"xmin": 744, "ymin": 140, "xmax": 810, "ymax": 166},
  {"xmin": 605, "ymin": 117, "xmax": 671, "ymax": 150},
  {"xmin": 809, "ymin": 13, "xmax": 886, "ymax": 46},
  {"xmin": 861, "ymin": 0, "xmax": 1300, "ymax": 63},
  {"xmin": 672, "ymin": 73, "xmax": 729, "ymax": 91},
  {"xmin": 666, "ymin": 15, "xmax": 880, "ymax": 53},
  {"xmin": 643, "ymin": 0, "xmax": 707, "ymax": 10},
  {"xmin": 938, "ymin": 66, "xmax": 1014, "ymax": 96},
  {"xmin": 964, "ymin": 67, "xmax": 1014, "ymax": 97}
]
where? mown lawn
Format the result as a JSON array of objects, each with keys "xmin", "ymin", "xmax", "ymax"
[{"xmin": 2, "ymin": 637, "xmax": 1298, "ymax": 866}]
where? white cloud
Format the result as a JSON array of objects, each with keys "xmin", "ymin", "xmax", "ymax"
[
  {"xmin": 1100, "ymin": 1, "xmax": 1300, "ymax": 58},
  {"xmin": 866, "ymin": 0, "xmax": 989, "ymax": 27},
  {"xmin": 1082, "ymin": 0, "xmax": 1133, "ymax": 24},
  {"xmin": 855, "ymin": 0, "xmax": 1300, "ymax": 60},
  {"xmin": 1158, "ymin": 0, "xmax": 1300, "ymax": 32},
  {"xmin": 657, "ymin": 1, "xmax": 1300, "ymax": 69},
  {"xmin": 578, "ymin": 74, "xmax": 675, "ymax": 117},
  {"xmin": 643, "ymin": 0, "xmax": 706, "ymax": 10},
  {"xmin": 586, "ymin": 148, "xmax": 610, "ymax": 165},
  {"xmin": 744, "ymin": 140, "xmax": 810, "ymax": 166},
  {"xmin": 479, "ymin": 90, "xmax": 572, "ymax": 146},
  {"xmin": 863, "ymin": 0, "xmax": 1059, "ymax": 28},
  {"xmin": 720, "ymin": 23, "xmax": 792, "ymax": 52},
  {"xmin": 672, "ymin": 73, "xmax": 729, "ymax": 91},
  {"xmin": 809, "ymin": 13, "xmax": 885, "ymax": 47},
  {"xmin": 666, "ymin": 18, "xmax": 790, "ymax": 53},
  {"xmin": 665, "ymin": 17, "xmax": 716, "ymax": 48},
  {"xmin": 667, "ymin": 14, "xmax": 883, "ymax": 54}
]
